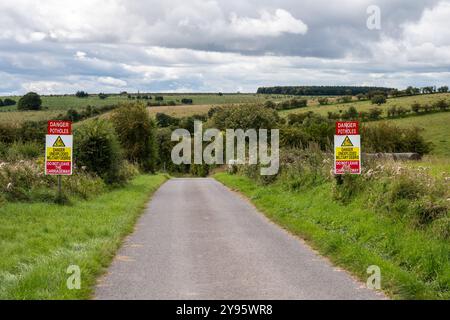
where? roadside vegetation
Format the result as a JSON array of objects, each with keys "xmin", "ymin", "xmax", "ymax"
[
  {"xmin": 0, "ymin": 174, "xmax": 167, "ymax": 299},
  {"xmin": 0, "ymin": 101, "xmax": 167, "ymax": 299}
]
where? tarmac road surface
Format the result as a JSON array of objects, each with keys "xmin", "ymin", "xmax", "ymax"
[{"xmin": 95, "ymin": 178, "xmax": 384, "ymax": 300}]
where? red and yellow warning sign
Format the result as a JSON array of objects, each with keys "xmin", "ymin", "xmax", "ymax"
[
  {"xmin": 45, "ymin": 121, "xmax": 73, "ymax": 175},
  {"xmin": 334, "ymin": 122, "xmax": 361, "ymax": 174}
]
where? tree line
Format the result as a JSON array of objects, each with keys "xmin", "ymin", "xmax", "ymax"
[{"xmin": 256, "ymin": 86, "xmax": 393, "ymax": 96}]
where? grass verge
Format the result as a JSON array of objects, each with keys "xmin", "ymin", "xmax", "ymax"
[
  {"xmin": 214, "ymin": 172, "xmax": 449, "ymax": 300},
  {"xmin": 0, "ymin": 174, "xmax": 168, "ymax": 299}
]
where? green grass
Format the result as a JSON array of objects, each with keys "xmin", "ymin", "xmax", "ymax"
[
  {"xmin": 215, "ymin": 172, "xmax": 450, "ymax": 300},
  {"xmin": 373, "ymin": 112, "xmax": 450, "ymax": 157},
  {"xmin": 281, "ymin": 93, "xmax": 450, "ymax": 118},
  {"xmin": 0, "ymin": 174, "xmax": 168, "ymax": 299},
  {"xmin": 0, "ymin": 110, "xmax": 62, "ymax": 124}
]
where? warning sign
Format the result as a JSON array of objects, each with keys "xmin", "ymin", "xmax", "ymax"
[
  {"xmin": 334, "ymin": 122, "xmax": 361, "ymax": 174},
  {"xmin": 45, "ymin": 123, "xmax": 73, "ymax": 175}
]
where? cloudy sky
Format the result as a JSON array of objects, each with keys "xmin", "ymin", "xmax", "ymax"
[{"xmin": 0, "ymin": 0, "xmax": 449, "ymax": 94}]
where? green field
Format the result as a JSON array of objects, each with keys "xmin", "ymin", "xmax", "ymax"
[
  {"xmin": 370, "ymin": 112, "xmax": 450, "ymax": 157},
  {"xmin": 281, "ymin": 93, "xmax": 450, "ymax": 118},
  {"xmin": 0, "ymin": 174, "xmax": 167, "ymax": 299}
]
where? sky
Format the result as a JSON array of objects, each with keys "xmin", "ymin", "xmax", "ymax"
[{"xmin": 0, "ymin": 0, "xmax": 449, "ymax": 94}]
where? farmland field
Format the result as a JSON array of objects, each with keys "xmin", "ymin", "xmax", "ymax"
[
  {"xmin": 0, "ymin": 93, "xmax": 291, "ymax": 112},
  {"xmin": 0, "ymin": 93, "xmax": 292, "ymax": 124},
  {"xmin": 281, "ymin": 93, "xmax": 450, "ymax": 118},
  {"xmin": 378, "ymin": 112, "xmax": 450, "ymax": 157}
]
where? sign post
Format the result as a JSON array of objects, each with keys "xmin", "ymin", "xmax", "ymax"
[
  {"xmin": 334, "ymin": 121, "xmax": 361, "ymax": 174},
  {"xmin": 45, "ymin": 120, "xmax": 73, "ymax": 200}
]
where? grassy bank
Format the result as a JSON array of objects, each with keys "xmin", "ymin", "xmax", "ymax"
[
  {"xmin": 0, "ymin": 174, "xmax": 167, "ymax": 299},
  {"xmin": 214, "ymin": 172, "xmax": 449, "ymax": 300}
]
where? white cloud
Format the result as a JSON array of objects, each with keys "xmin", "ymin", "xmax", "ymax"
[
  {"xmin": 229, "ymin": 9, "xmax": 307, "ymax": 37},
  {"xmin": 97, "ymin": 76, "xmax": 127, "ymax": 87}
]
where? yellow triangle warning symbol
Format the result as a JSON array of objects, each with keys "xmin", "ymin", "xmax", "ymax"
[
  {"xmin": 341, "ymin": 136, "xmax": 353, "ymax": 147},
  {"xmin": 53, "ymin": 136, "xmax": 66, "ymax": 147}
]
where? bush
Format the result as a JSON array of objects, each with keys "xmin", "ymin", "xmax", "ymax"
[
  {"xmin": 155, "ymin": 112, "xmax": 180, "ymax": 127},
  {"xmin": 189, "ymin": 164, "xmax": 209, "ymax": 177},
  {"xmin": 3, "ymin": 98, "xmax": 16, "ymax": 106},
  {"xmin": 337, "ymin": 96, "xmax": 352, "ymax": 103},
  {"xmin": 332, "ymin": 174, "xmax": 365, "ymax": 204},
  {"xmin": 181, "ymin": 98, "xmax": 193, "ymax": 104},
  {"xmin": 155, "ymin": 96, "xmax": 164, "ymax": 101},
  {"xmin": 111, "ymin": 103, "xmax": 158, "ymax": 172},
  {"xmin": 3, "ymin": 141, "xmax": 42, "ymax": 161},
  {"xmin": 211, "ymin": 104, "xmax": 279, "ymax": 130},
  {"xmin": 371, "ymin": 94, "xmax": 387, "ymax": 105},
  {"xmin": 361, "ymin": 123, "xmax": 431, "ymax": 155},
  {"xmin": 74, "ymin": 119, "xmax": 124, "ymax": 184},
  {"xmin": 0, "ymin": 160, "xmax": 107, "ymax": 203},
  {"xmin": 17, "ymin": 92, "xmax": 42, "ymax": 110},
  {"xmin": 98, "ymin": 93, "xmax": 108, "ymax": 99},
  {"xmin": 368, "ymin": 107, "xmax": 382, "ymax": 120},
  {"xmin": 411, "ymin": 102, "xmax": 421, "ymax": 113},
  {"xmin": 317, "ymin": 97, "xmax": 329, "ymax": 105},
  {"xmin": 433, "ymin": 99, "xmax": 449, "ymax": 111}
]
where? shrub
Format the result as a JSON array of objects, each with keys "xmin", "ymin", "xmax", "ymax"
[
  {"xmin": 189, "ymin": 164, "xmax": 209, "ymax": 177},
  {"xmin": 371, "ymin": 94, "xmax": 387, "ymax": 105},
  {"xmin": 3, "ymin": 98, "xmax": 16, "ymax": 106},
  {"xmin": 361, "ymin": 123, "xmax": 431, "ymax": 155},
  {"xmin": 155, "ymin": 96, "xmax": 164, "ymax": 101},
  {"xmin": 342, "ymin": 106, "xmax": 358, "ymax": 119},
  {"xmin": 155, "ymin": 112, "xmax": 180, "ymax": 127},
  {"xmin": 411, "ymin": 102, "xmax": 421, "ymax": 113},
  {"xmin": 17, "ymin": 92, "xmax": 42, "ymax": 110},
  {"xmin": 332, "ymin": 174, "xmax": 365, "ymax": 204},
  {"xmin": 111, "ymin": 103, "xmax": 158, "ymax": 172},
  {"xmin": 98, "ymin": 93, "xmax": 108, "ymax": 99},
  {"xmin": 280, "ymin": 127, "xmax": 310, "ymax": 148},
  {"xmin": 318, "ymin": 97, "xmax": 329, "ymax": 105},
  {"xmin": 74, "ymin": 119, "xmax": 124, "ymax": 184},
  {"xmin": 181, "ymin": 98, "xmax": 193, "ymax": 104},
  {"xmin": 211, "ymin": 104, "xmax": 279, "ymax": 130},
  {"xmin": 4, "ymin": 141, "xmax": 42, "ymax": 161},
  {"xmin": 433, "ymin": 99, "xmax": 449, "ymax": 111},
  {"xmin": 368, "ymin": 108, "xmax": 383, "ymax": 120},
  {"xmin": 264, "ymin": 100, "xmax": 276, "ymax": 109},
  {"xmin": 0, "ymin": 160, "xmax": 107, "ymax": 203},
  {"xmin": 337, "ymin": 96, "xmax": 352, "ymax": 103}
]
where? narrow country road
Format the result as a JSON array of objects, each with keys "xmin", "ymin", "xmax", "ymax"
[{"xmin": 95, "ymin": 178, "xmax": 384, "ymax": 300}]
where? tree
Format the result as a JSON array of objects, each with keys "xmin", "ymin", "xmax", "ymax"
[
  {"xmin": 75, "ymin": 91, "xmax": 89, "ymax": 98},
  {"xmin": 371, "ymin": 94, "xmax": 387, "ymax": 105},
  {"xmin": 111, "ymin": 103, "xmax": 158, "ymax": 172},
  {"xmin": 438, "ymin": 86, "xmax": 449, "ymax": 93},
  {"xmin": 17, "ymin": 92, "xmax": 42, "ymax": 110},
  {"xmin": 98, "ymin": 93, "xmax": 108, "ymax": 99}
]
